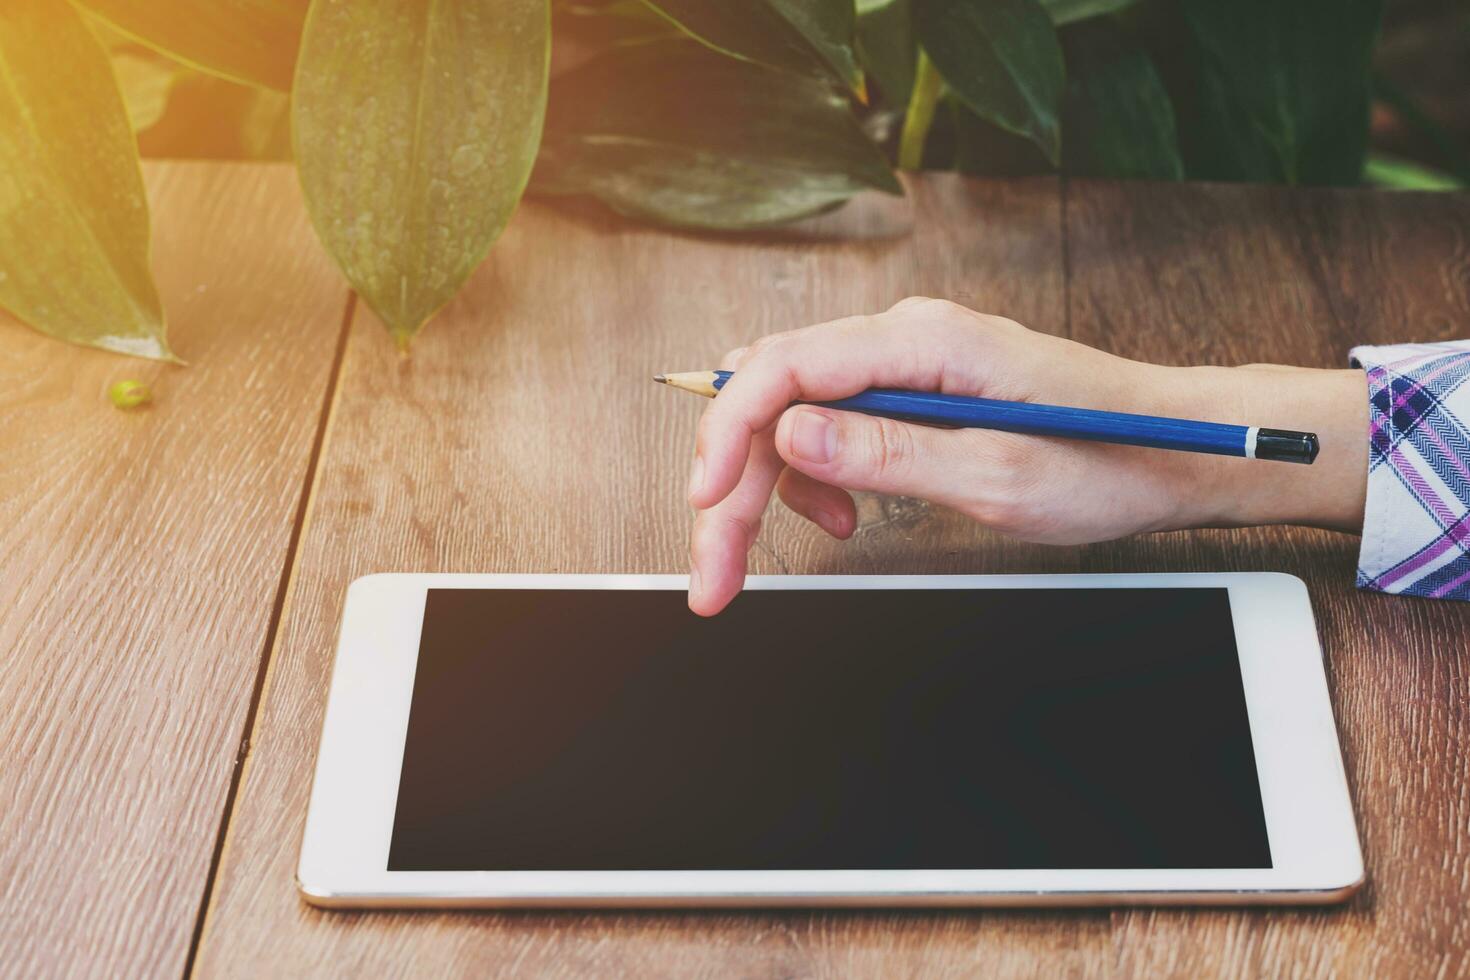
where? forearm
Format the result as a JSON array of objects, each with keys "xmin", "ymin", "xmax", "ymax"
[{"xmin": 1154, "ymin": 365, "xmax": 1370, "ymax": 533}]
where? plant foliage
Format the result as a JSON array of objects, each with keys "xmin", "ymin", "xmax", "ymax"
[
  {"xmin": 0, "ymin": 0, "xmax": 171, "ymax": 359},
  {"xmin": 0, "ymin": 0, "xmax": 1398, "ymax": 360},
  {"xmin": 645, "ymin": 0, "xmax": 865, "ymax": 95},
  {"xmin": 292, "ymin": 0, "xmax": 549, "ymax": 345},
  {"xmin": 915, "ymin": 0, "xmax": 1065, "ymax": 164},
  {"xmin": 537, "ymin": 38, "xmax": 897, "ymax": 229}
]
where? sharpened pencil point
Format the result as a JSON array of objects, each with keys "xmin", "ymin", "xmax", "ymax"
[{"xmin": 653, "ymin": 371, "xmax": 722, "ymax": 399}]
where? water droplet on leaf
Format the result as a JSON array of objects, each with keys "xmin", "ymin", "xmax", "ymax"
[{"xmin": 450, "ymin": 144, "xmax": 483, "ymax": 177}]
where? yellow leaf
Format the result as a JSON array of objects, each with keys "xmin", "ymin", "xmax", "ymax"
[
  {"xmin": 239, "ymin": 86, "xmax": 291, "ymax": 157},
  {"xmin": 293, "ymin": 0, "xmax": 550, "ymax": 345},
  {"xmin": 73, "ymin": 0, "xmax": 308, "ymax": 91},
  {"xmin": 0, "ymin": 0, "xmax": 173, "ymax": 361},
  {"xmin": 112, "ymin": 50, "xmax": 178, "ymax": 132}
]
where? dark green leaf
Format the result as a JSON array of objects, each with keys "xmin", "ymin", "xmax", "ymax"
[
  {"xmin": 914, "ymin": 0, "xmax": 1065, "ymax": 163},
  {"xmin": 1180, "ymin": 0, "xmax": 1383, "ymax": 185},
  {"xmin": 1184, "ymin": 56, "xmax": 1284, "ymax": 181},
  {"xmin": 641, "ymin": 0, "xmax": 864, "ymax": 94},
  {"xmin": 536, "ymin": 39, "xmax": 900, "ymax": 230},
  {"xmin": 1130, "ymin": 0, "xmax": 1280, "ymax": 182},
  {"xmin": 857, "ymin": 0, "xmax": 916, "ymax": 105},
  {"xmin": 1061, "ymin": 18, "xmax": 1182, "ymax": 179},
  {"xmin": 1041, "ymin": 0, "xmax": 1135, "ymax": 26},
  {"xmin": 952, "ymin": 98, "xmax": 1053, "ymax": 175}
]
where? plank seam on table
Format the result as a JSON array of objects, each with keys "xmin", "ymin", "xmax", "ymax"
[
  {"xmin": 180, "ymin": 290, "xmax": 358, "ymax": 980},
  {"xmin": 1060, "ymin": 176, "xmax": 1073, "ymax": 342}
]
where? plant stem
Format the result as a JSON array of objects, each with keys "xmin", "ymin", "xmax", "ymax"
[{"xmin": 898, "ymin": 50, "xmax": 943, "ymax": 171}]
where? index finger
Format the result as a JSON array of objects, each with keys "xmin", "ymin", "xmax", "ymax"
[{"xmin": 688, "ymin": 307, "xmax": 984, "ymax": 510}]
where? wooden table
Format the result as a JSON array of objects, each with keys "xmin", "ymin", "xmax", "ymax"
[{"xmin": 3, "ymin": 162, "xmax": 1468, "ymax": 979}]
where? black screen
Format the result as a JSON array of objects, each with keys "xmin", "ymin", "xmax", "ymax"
[{"xmin": 388, "ymin": 587, "xmax": 1271, "ymax": 871}]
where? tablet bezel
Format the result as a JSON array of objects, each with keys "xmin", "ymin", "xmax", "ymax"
[{"xmin": 297, "ymin": 572, "xmax": 1363, "ymax": 907}]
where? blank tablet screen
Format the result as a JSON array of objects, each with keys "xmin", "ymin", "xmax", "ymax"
[{"xmin": 388, "ymin": 588, "xmax": 1271, "ymax": 871}]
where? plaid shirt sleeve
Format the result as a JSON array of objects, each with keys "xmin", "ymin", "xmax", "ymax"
[{"xmin": 1351, "ymin": 341, "xmax": 1470, "ymax": 601}]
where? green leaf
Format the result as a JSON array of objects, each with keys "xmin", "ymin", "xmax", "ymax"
[
  {"xmin": 293, "ymin": 0, "xmax": 550, "ymax": 346},
  {"xmin": 856, "ymin": 0, "xmax": 916, "ymax": 105},
  {"xmin": 553, "ymin": 0, "xmax": 679, "ymax": 51},
  {"xmin": 1363, "ymin": 153, "xmax": 1465, "ymax": 192},
  {"xmin": 1061, "ymin": 18, "xmax": 1182, "ymax": 179},
  {"xmin": 1040, "ymin": 0, "xmax": 1135, "ymax": 26},
  {"xmin": 0, "ymin": 0, "xmax": 172, "ymax": 360},
  {"xmin": 72, "ymin": 0, "xmax": 308, "ymax": 91},
  {"xmin": 914, "ymin": 0, "xmax": 1065, "ymax": 164},
  {"xmin": 952, "ymin": 97, "xmax": 1053, "ymax": 175},
  {"xmin": 641, "ymin": 0, "xmax": 864, "ymax": 95},
  {"xmin": 536, "ymin": 38, "xmax": 900, "ymax": 230},
  {"xmin": 1180, "ymin": 0, "xmax": 1383, "ymax": 185},
  {"xmin": 111, "ymin": 49, "xmax": 178, "ymax": 132},
  {"xmin": 1182, "ymin": 56, "xmax": 1283, "ymax": 181}
]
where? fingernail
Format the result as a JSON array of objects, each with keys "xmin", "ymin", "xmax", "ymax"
[
  {"xmin": 813, "ymin": 508, "xmax": 841, "ymax": 535},
  {"xmin": 688, "ymin": 455, "xmax": 705, "ymax": 499},
  {"xmin": 791, "ymin": 410, "xmax": 836, "ymax": 464},
  {"xmin": 689, "ymin": 560, "xmax": 702, "ymax": 600}
]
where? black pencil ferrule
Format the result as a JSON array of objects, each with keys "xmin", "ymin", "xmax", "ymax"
[{"xmin": 1255, "ymin": 428, "xmax": 1319, "ymax": 464}]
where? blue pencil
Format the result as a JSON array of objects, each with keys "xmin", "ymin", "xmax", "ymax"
[{"xmin": 654, "ymin": 370, "xmax": 1318, "ymax": 464}]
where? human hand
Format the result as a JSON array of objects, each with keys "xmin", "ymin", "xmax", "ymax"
[{"xmin": 685, "ymin": 298, "xmax": 1368, "ymax": 615}]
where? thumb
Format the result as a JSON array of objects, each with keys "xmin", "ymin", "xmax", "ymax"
[{"xmin": 774, "ymin": 405, "xmax": 996, "ymax": 504}]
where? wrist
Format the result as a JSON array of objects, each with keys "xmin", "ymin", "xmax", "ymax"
[{"xmin": 1158, "ymin": 364, "xmax": 1368, "ymax": 532}]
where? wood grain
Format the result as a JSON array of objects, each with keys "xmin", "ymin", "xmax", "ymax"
[
  {"xmin": 191, "ymin": 176, "xmax": 1470, "ymax": 977},
  {"xmin": 0, "ymin": 162, "xmax": 350, "ymax": 978},
  {"xmin": 1066, "ymin": 181, "xmax": 1470, "ymax": 979},
  {"xmin": 193, "ymin": 175, "xmax": 1113, "ymax": 977}
]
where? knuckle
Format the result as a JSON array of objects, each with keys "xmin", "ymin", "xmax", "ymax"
[
  {"xmin": 889, "ymin": 295, "xmax": 940, "ymax": 313},
  {"xmin": 720, "ymin": 345, "xmax": 749, "ymax": 370},
  {"xmin": 977, "ymin": 313, "xmax": 1025, "ymax": 336},
  {"xmin": 745, "ymin": 332, "xmax": 791, "ymax": 360},
  {"xmin": 718, "ymin": 512, "xmax": 760, "ymax": 548},
  {"xmin": 690, "ymin": 511, "xmax": 719, "ymax": 549},
  {"xmin": 885, "ymin": 297, "xmax": 987, "ymax": 340},
  {"xmin": 694, "ymin": 509, "xmax": 750, "ymax": 547},
  {"xmin": 866, "ymin": 417, "xmax": 916, "ymax": 480}
]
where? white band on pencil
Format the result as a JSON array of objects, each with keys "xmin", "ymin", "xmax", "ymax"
[{"xmin": 1244, "ymin": 426, "xmax": 1260, "ymax": 460}]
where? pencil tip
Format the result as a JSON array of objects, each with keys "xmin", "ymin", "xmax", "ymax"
[{"xmin": 652, "ymin": 374, "xmax": 667, "ymax": 384}]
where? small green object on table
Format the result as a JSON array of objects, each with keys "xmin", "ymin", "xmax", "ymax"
[{"xmin": 108, "ymin": 379, "xmax": 151, "ymax": 409}]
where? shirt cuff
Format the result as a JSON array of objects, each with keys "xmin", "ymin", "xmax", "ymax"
[{"xmin": 1349, "ymin": 341, "xmax": 1470, "ymax": 601}]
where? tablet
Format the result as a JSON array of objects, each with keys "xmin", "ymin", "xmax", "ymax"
[{"xmin": 298, "ymin": 573, "xmax": 1363, "ymax": 907}]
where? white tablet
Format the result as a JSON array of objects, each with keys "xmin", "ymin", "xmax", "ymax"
[{"xmin": 298, "ymin": 573, "xmax": 1363, "ymax": 908}]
